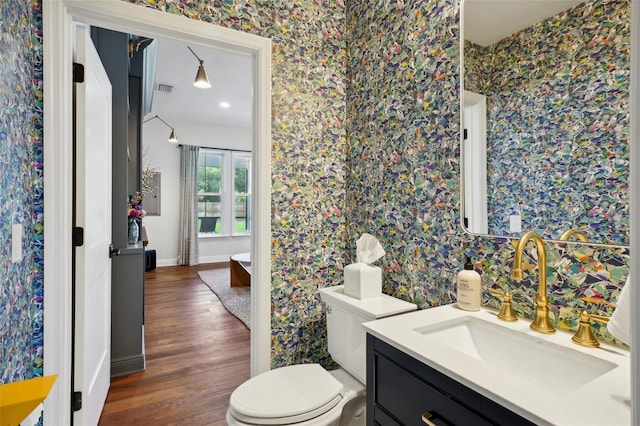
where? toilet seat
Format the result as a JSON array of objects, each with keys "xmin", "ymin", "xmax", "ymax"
[{"xmin": 228, "ymin": 364, "xmax": 345, "ymax": 425}]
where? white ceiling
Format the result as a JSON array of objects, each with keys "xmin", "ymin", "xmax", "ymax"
[
  {"xmin": 464, "ymin": 0, "xmax": 584, "ymax": 47},
  {"xmin": 148, "ymin": 37, "xmax": 253, "ymax": 128}
]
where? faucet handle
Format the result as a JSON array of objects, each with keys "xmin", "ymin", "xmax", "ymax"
[
  {"xmin": 488, "ymin": 289, "xmax": 518, "ymax": 322},
  {"xmin": 580, "ymin": 296, "xmax": 617, "ymax": 308},
  {"xmin": 571, "ymin": 310, "xmax": 610, "ymax": 348}
]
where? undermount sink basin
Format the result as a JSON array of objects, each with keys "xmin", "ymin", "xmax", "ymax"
[{"xmin": 414, "ymin": 316, "xmax": 616, "ymax": 393}]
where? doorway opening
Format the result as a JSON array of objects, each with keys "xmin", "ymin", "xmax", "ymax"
[{"xmin": 43, "ymin": 2, "xmax": 272, "ymax": 424}]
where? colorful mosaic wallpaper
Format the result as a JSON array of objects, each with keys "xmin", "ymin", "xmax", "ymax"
[
  {"xmin": 0, "ymin": 0, "xmax": 44, "ymax": 383},
  {"xmin": 1, "ymin": 0, "xmax": 631, "ymax": 383},
  {"xmin": 346, "ymin": 0, "xmax": 461, "ymax": 308},
  {"xmin": 464, "ymin": 0, "xmax": 630, "ymax": 245}
]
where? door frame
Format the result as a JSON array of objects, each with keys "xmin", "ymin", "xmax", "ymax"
[
  {"xmin": 43, "ymin": 2, "xmax": 272, "ymax": 424},
  {"xmin": 631, "ymin": 1, "xmax": 639, "ymax": 424}
]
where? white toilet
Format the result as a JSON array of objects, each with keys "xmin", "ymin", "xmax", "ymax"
[{"xmin": 226, "ymin": 285, "xmax": 416, "ymax": 425}]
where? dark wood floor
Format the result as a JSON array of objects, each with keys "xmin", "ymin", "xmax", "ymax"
[{"xmin": 98, "ymin": 263, "xmax": 251, "ymax": 425}]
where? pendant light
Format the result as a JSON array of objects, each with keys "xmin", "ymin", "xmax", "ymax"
[
  {"xmin": 143, "ymin": 115, "xmax": 178, "ymax": 143},
  {"xmin": 187, "ymin": 46, "xmax": 212, "ymax": 89}
]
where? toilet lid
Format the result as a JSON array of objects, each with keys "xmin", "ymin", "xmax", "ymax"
[{"xmin": 229, "ymin": 364, "xmax": 344, "ymax": 424}]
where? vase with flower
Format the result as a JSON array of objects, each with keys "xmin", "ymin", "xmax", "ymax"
[{"xmin": 128, "ymin": 192, "xmax": 146, "ymax": 244}]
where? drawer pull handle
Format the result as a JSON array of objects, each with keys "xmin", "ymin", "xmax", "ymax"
[
  {"xmin": 422, "ymin": 412, "xmax": 450, "ymax": 426},
  {"xmin": 422, "ymin": 412, "xmax": 437, "ymax": 426}
]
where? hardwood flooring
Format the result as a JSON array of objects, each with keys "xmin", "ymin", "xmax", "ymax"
[{"xmin": 98, "ymin": 263, "xmax": 251, "ymax": 426}]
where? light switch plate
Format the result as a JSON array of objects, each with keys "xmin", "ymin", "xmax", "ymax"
[
  {"xmin": 12, "ymin": 223, "xmax": 23, "ymax": 262},
  {"xmin": 509, "ymin": 215, "xmax": 522, "ymax": 233}
]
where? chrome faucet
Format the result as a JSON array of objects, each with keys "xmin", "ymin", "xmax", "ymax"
[{"xmin": 512, "ymin": 231, "xmax": 555, "ymax": 334}]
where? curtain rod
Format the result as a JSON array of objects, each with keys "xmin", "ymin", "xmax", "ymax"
[{"xmin": 177, "ymin": 144, "xmax": 251, "ymax": 154}]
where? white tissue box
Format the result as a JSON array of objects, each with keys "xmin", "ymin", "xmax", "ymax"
[{"xmin": 344, "ymin": 263, "xmax": 382, "ymax": 299}]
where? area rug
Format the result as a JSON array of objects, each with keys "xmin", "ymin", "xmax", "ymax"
[{"xmin": 198, "ymin": 268, "xmax": 251, "ymax": 329}]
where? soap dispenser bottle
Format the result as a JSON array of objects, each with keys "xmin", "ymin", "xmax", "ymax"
[{"xmin": 457, "ymin": 257, "xmax": 482, "ymax": 311}]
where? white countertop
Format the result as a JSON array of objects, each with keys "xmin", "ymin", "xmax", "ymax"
[{"xmin": 363, "ymin": 304, "xmax": 631, "ymax": 426}]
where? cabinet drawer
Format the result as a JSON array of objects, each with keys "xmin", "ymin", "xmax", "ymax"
[
  {"xmin": 373, "ymin": 406, "xmax": 401, "ymax": 426},
  {"xmin": 374, "ymin": 353, "xmax": 492, "ymax": 426}
]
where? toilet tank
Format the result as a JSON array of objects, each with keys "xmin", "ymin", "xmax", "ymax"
[{"xmin": 318, "ymin": 285, "xmax": 416, "ymax": 384}]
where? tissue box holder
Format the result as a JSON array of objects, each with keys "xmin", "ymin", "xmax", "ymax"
[{"xmin": 344, "ymin": 263, "xmax": 382, "ymax": 299}]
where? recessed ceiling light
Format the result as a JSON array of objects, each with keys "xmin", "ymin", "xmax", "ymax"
[{"xmin": 219, "ymin": 101, "xmax": 231, "ymax": 109}]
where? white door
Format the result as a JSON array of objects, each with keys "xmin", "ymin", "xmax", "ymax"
[
  {"xmin": 462, "ymin": 90, "xmax": 488, "ymax": 234},
  {"xmin": 73, "ymin": 23, "xmax": 113, "ymax": 425}
]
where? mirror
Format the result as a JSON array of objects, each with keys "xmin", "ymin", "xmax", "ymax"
[{"xmin": 461, "ymin": 0, "xmax": 630, "ymax": 246}]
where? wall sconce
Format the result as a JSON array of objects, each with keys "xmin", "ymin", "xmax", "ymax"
[
  {"xmin": 143, "ymin": 115, "xmax": 178, "ymax": 143},
  {"xmin": 187, "ymin": 46, "xmax": 212, "ymax": 89},
  {"xmin": 128, "ymin": 37, "xmax": 153, "ymax": 57}
]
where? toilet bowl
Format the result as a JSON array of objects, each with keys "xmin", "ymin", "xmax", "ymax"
[
  {"xmin": 226, "ymin": 285, "xmax": 416, "ymax": 425},
  {"xmin": 226, "ymin": 365, "xmax": 365, "ymax": 426}
]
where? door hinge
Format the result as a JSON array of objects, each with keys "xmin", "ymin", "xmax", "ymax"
[
  {"xmin": 463, "ymin": 217, "xmax": 469, "ymax": 228},
  {"xmin": 72, "ymin": 227, "xmax": 84, "ymax": 247},
  {"xmin": 73, "ymin": 391, "xmax": 82, "ymax": 412},
  {"xmin": 73, "ymin": 63, "xmax": 85, "ymax": 83},
  {"xmin": 464, "ymin": 128, "xmax": 468, "ymax": 140}
]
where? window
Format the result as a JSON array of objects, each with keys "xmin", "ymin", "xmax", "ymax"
[
  {"xmin": 233, "ymin": 152, "xmax": 252, "ymax": 234},
  {"xmin": 198, "ymin": 149, "xmax": 251, "ymax": 237}
]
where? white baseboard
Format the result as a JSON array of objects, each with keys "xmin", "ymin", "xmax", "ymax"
[
  {"xmin": 199, "ymin": 255, "xmax": 232, "ymax": 264},
  {"xmin": 156, "ymin": 258, "xmax": 177, "ymax": 267},
  {"xmin": 154, "ymin": 255, "xmax": 231, "ymax": 267}
]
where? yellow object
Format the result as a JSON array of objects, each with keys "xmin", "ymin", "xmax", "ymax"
[
  {"xmin": 0, "ymin": 375, "xmax": 57, "ymax": 426},
  {"xmin": 512, "ymin": 231, "xmax": 555, "ymax": 334}
]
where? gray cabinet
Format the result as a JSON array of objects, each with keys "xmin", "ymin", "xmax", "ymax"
[
  {"xmin": 366, "ymin": 335, "xmax": 534, "ymax": 426},
  {"xmin": 110, "ymin": 244, "xmax": 145, "ymax": 376},
  {"xmin": 91, "ymin": 28, "xmax": 152, "ymax": 377}
]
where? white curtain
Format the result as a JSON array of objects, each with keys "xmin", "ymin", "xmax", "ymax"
[{"xmin": 178, "ymin": 145, "xmax": 200, "ymax": 265}]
